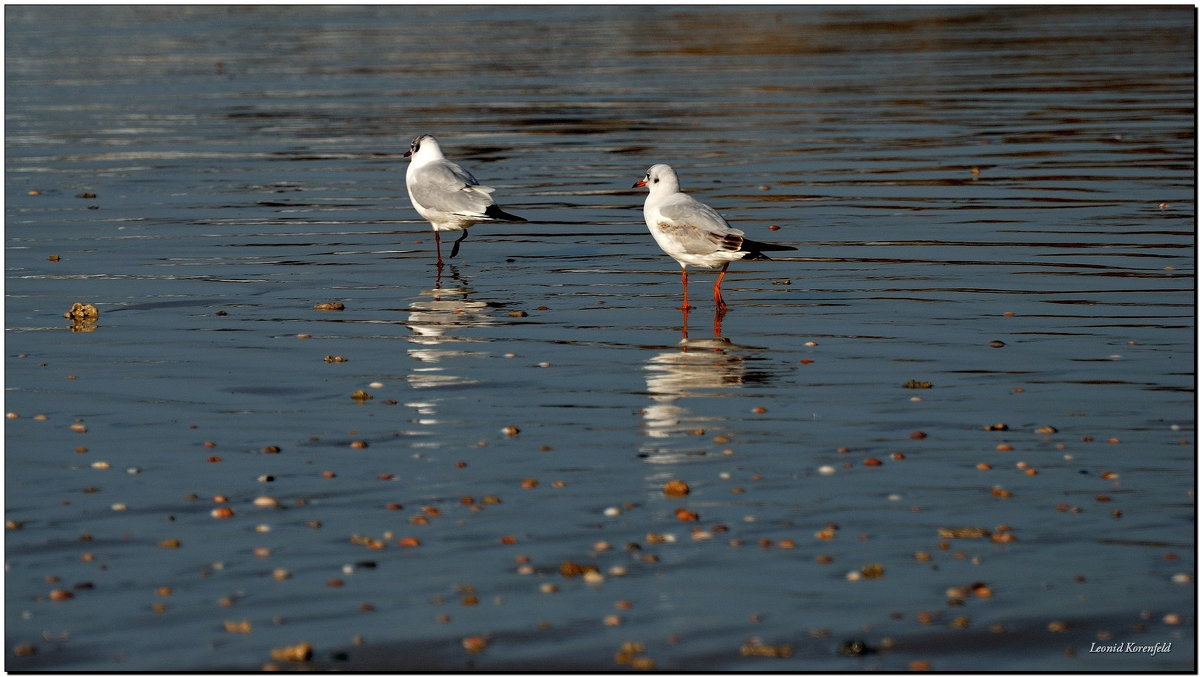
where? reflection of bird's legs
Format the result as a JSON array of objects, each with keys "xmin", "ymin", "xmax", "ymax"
[
  {"xmin": 450, "ymin": 230, "xmax": 469, "ymax": 258},
  {"xmin": 680, "ymin": 304, "xmax": 692, "ymax": 346},
  {"xmin": 680, "ymin": 268, "xmax": 695, "ymax": 311},
  {"xmin": 713, "ymin": 304, "xmax": 725, "ymax": 339},
  {"xmin": 713, "ymin": 262, "xmax": 730, "ymax": 311}
]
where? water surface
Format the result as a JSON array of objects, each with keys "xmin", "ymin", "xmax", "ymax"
[{"xmin": 5, "ymin": 5, "xmax": 1195, "ymax": 672}]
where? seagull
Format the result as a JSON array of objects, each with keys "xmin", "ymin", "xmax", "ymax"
[
  {"xmin": 633, "ymin": 163, "xmax": 795, "ymax": 311},
  {"xmin": 404, "ymin": 134, "xmax": 525, "ymax": 266}
]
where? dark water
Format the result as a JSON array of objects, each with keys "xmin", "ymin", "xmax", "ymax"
[{"xmin": 5, "ymin": 5, "xmax": 1195, "ymax": 672}]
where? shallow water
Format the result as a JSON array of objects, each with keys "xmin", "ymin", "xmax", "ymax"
[{"xmin": 4, "ymin": 5, "xmax": 1195, "ymax": 672}]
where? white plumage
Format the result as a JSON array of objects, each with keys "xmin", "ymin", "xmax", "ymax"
[
  {"xmin": 634, "ymin": 164, "xmax": 794, "ymax": 310},
  {"xmin": 404, "ymin": 134, "xmax": 524, "ymax": 265}
]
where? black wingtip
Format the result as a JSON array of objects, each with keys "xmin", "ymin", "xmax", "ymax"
[
  {"xmin": 484, "ymin": 205, "xmax": 526, "ymax": 222},
  {"xmin": 742, "ymin": 239, "xmax": 797, "ymax": 260}
]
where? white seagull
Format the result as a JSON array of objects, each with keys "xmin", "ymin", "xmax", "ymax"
[
  {"xmin": 404, "ymin": 134, "xmax": 525, "ymax": 266},
  {"xmin": 633, "ymin": 163, "xmax": 795, "ymax": 311}
]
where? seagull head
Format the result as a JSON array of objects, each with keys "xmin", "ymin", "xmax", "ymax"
[
  {"xmin": 632, "ymin": 164, "xmax": 679, "ymax": 193},
  {"xmin": 404, "ymin": 134, "xmax": 442, "ymax": 161}
]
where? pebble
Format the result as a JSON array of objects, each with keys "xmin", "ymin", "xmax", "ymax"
[
  {"xmin": 462, "ymin": 635, "xmax": 488, "ymax": 654},
  {"xmin": 269, "ymin": 641, "xmax": 312, "ymax": 662},
  {"xmin": 662, "ymin": 480, "xmax": 690, "ymax": 497}
]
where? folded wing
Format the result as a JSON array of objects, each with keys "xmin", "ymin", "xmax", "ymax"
[
  {"xmin": 656, "ymin": 195, "xmax": 745, "ymax": 254},
  {"xmin": 409, "ymin": 160, "xmax": 497, "ymax": 218}
]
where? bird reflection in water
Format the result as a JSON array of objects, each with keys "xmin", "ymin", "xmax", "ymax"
[
  {"xmin": 405, "ymin": 267, "xmax": 497, "ymax": 432},
  {"xmin": 641, "ymin": 306, "xmax": 771, "ymax": 464}
]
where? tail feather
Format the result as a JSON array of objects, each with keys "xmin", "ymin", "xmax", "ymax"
[
  {"xmin": 742, "ymin": 238, "xmax": 796, "ymax": 260},
  {"xmin": 484, "ymin": 204, "xmax": 526, "ymax": 222}
]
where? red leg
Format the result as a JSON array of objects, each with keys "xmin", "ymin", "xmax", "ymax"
[
  {"xmin": 434, "ymin": 230, "xmax": 444, "ymax": 268},
  {"xmin": 679, "ymin": 268, "xmax": 694, "ymax": 310},
  {"xmin": 713, "ymin": 262, "xmax": 730, "ymax": 311}
]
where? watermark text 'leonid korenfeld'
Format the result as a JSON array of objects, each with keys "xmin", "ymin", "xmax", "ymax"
[{"xmin": 1089, "ymin": 642, "xmax": 1172, "ymax": 657}]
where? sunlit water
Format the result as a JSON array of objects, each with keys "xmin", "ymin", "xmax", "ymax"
[{"xmin": 5, "ymin": 5, "xmax": 1194, "ymax": 671}]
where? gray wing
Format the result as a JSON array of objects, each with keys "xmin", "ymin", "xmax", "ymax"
[
  {"xmin": 408, "ymin": 160, "xmax": 496, "ymax": 217},
  {"xmin": 656, "ymin": 194, "xmax": 748, "ymax": 254}
]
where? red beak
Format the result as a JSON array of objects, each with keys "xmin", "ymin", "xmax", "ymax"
[{"xmin": 632, "ymin": 179, "xmax": 647, "ymax": 188}]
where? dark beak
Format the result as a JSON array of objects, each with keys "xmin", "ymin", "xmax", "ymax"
[{"xmin": 403, "ymin": 150, "xmax": 413, "ymax": 158}]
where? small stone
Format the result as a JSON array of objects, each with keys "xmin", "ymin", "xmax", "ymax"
[
  {"xmin": 269, "ymin": 641, "xmax": 312, "ymax": 662},
  {"xmin": 462, "ymin": 635, "xmax": 488, "ymax": 654},
  {"xmin": 662, "ymin": 480, "xmax": 690, "ymax": 497},
  {"xmin": 860, "ymin": 563, "xmax": 885, "ymax": 579}
]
